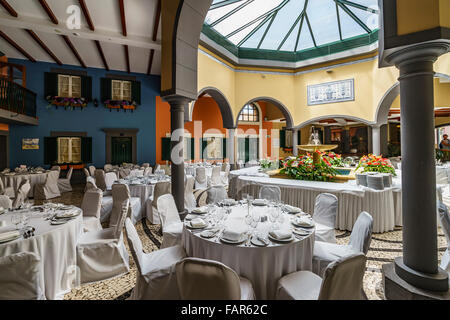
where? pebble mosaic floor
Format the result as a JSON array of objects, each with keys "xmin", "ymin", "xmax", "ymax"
[{"xmin": 36, "ymin": 185, "xmax": 447, "ymax": 300}]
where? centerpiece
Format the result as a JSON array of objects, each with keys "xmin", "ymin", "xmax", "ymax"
[
  {"xmin": 278, "ymin": 153, "xmax": 338, "ymax": 182},
  {"xmin": 356, "ymin": 154, "xmax": 396, "ymax": 176}
]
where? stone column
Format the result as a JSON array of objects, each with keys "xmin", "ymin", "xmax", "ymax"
[
  {"xmin": 227, "ymin": 128, "xmax": 236, "ymax": 169},
  {"xmin": 386, "ymin": 43, "xmax": 449, "ymax": 292},
  {"xmin": 292, "ymin": 129, "xmax": 299, "ymax": 157},
  {"xmin": 372, "ymin": 125, "xmax": 381, "ymax": 155},
  {"xmin": 164, "ymin": 96, "xmax": 191, "ymax": 215}
]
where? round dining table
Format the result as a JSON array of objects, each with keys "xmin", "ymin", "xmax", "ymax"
[
  {"xmin": 182, "ymin": 203, "xmax": 315, "ymax": 300},
  {"xmin": 0, "ymin": 171, "xmax": 50, "ymax": 198},
  {"xmin": 0, "ymin": 205, "xmax": 83, "ymax": 300}
]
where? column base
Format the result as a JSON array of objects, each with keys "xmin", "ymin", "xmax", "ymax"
[{"xmin": 393, "ymin": 257, "xmax": 449, "ymax": 292}]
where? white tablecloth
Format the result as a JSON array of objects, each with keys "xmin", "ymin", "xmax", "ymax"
[
  {"xmin": 182, "ymin": 205, "xmax": 314, "ymax": 299},
  {"xmin": 0, "ymin": 172, "xmax": 49, "ymax": 198},
  {"xmin": 0, "ymin": 208, "xmax": 82, "ymax": 299},
  {"xmin": 436, "ymin": 166, "xmax": 448, "ymax": 185},
  {"xmin": 229, "ymin": 168, "xmax": 402, "ymax": 233}
]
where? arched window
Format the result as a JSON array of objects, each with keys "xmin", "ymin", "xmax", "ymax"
[{"xmin": 238, "ymin": 103, "xmax": 259, "ymax": 122}]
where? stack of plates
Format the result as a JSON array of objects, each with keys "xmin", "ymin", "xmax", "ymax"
[
  {"xmin": 356, "ymin": 173, "xmax": 368, "ymax": 187},
  {"xmin": 252, "ymin": 199, "xmax": 268, "ymax": 206},
  {"xmin": 367, "ymin": 174, "xmax": 385, "ymax": 190},
  {"xmin": 380, "ymin": 173, "xmax": 392, "ymax": 188}
]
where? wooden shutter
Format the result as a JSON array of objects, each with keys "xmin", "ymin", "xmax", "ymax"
[
  {"xmin": 44, "ymin": 137, "xmax": 58, "ymax": 165},
  {"xmin": 100, "ymin": 78, "xmax": 112, "ymax": 102},
  {"xmin": 81, "ymin": 76, "xmax": 92, "ymax": 101},
  {"xmin": 201, "ymin": 138, "xmax": 207, "ymax": 160},
  {"xmin": 161, "ymin": 137, "xmax": 171, "ymax": 161},
  {"xmin": 44, "ymin": 73, "xmax": 58, "ymax": 97},
  {"xmin": 222, "ymin": 138, "xmax": 227, "ymax": 159},
  {"xmin": 297, "ymin": 130, "xmax": 301, "ymax": 145},
  {"xmin": 81, "ymin": 137, "xmax": 92, "ymax": 163},
  {"xmin": 190, "ymin": 138, "xmax": 195, "ymax": 160},
  {"xmin": 280, "ymin": 130, "xmax": 286, "ymax": 148},
  {"xmin": 131, "ymin": 81, "xmax": 141, "ymax": 104}
]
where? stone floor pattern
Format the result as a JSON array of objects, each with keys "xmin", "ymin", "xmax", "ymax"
[{"xmin": 38, "ymin": 185, "xmax": 446, "ymax": 300}]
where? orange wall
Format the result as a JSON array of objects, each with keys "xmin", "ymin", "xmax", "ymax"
[
  {"xmin": 0, "ymin": 56, "xmax": 7, "ymax": 77},
  {"xmin": 155, "ymin": 96, "xmax": 277, "ymax": 164},
  {"xmin": 0, "ymin": 123, "xmax": 9, "ymax": 131}
]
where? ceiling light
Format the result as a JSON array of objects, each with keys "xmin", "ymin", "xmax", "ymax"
[{"xmin": 326, "ymin": 69, "xmax": 333, "ymax": 74}]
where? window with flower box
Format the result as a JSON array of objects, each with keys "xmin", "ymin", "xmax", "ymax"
[
  {"xmin": 58, "ymin": 75, "xmax": 81, "ymax": 98},
  {"xmin": 111, "ymin": 80, "xmax": 132, "ymax": 101}
]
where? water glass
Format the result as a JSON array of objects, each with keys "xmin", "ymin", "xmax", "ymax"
[{"xmin": 11, "ymin": 214, "xmax": 23, "ymax": 230}]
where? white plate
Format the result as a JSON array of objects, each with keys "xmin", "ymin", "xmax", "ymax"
[
  {"xmin": 55, "ymin": 211, "xmax": 80, "ymax": 219},
  {"xmin": 250, "ymin": 236, "xmax": 269, "ymax": 247},
  {"xmin": 252, "ymin": 199, "xmax": 268, "ymax": 206},
  {"xmin": 200, "ymin": 229, "xmax": 220, "ymax": 239},
  {"xmin": 268, "ymin": 233, "xmax": 294, "ymax": 243},
  {"xmin": 291, "ymin": 218, "xmax": 315, "ymax": 228},
  {"xmin": 293, "ymin": 229, "xmax": 311, "ymax": 237},
  {"xmin": 0, "ymin": 233, "xmax": 21, "ymax": 243},
  {"xmin": 191, "ymin": 208, "xmax": 208, "ymax": 215},
  {"xmin": 185, "ymin": 221, "xmax": 208, "ymax": 229},
  {"xmin": 219, "ymin": 234, "xmax": 247, "ymax": 244},
  {"xmin": 51, "ymin": 219, "xmax": 70, "ymax": 225}
]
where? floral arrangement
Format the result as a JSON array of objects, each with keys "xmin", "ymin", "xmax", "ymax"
[
  {"xmin": 46, "ymin": 96, "xmax": 87, "ymax": 109},
  {"xmin": 356, "ymin": 154, "xmax": 396, "ymax": 176},
  {"xmin": 280, "ymin": 152, "xmax": 338, "ymax": 182},
  {"xmin": 259, "ymin": 159, "xmax": 273, "ymax": 170},
  {"xmin": 319, "ymin": 151, "xmax": 345, "ymax": 167},
  {"xmin": 104, "ymin": 100, "xmax": 137, "ymax": 111}
]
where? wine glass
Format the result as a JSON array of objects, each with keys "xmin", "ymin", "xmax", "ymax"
[
  {"xmin": 251, "ymin": 210, "xmax": 261, "ymax": 235},
  {"xmin": 270, "ymin": 207, "xmax": 280, "ymax": 230},
  {"xmin": 11, "ymin": 214, "xmax": 23, "ymax": 230}
]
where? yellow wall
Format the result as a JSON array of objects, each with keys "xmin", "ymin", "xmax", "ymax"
[
  {"xmin": 390, "ymin": 78, "xmax": 450, "ymax": 109},
  {"xmin": 197, "ymin": 47, "xmax": 450, "ymax": 128}
]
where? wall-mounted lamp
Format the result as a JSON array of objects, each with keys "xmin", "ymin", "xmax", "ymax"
[
  {"xmin": 326, "ymin": 69, "xmax": 333, "ymax": 74},
  {"xmin": 93, "ymin": 98, "xmax": 99, "ymax": 107}
]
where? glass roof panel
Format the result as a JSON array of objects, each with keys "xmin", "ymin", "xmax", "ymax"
[{"xmin": 203, "ymin": 0, "xmax": 379, "ymax": 54}]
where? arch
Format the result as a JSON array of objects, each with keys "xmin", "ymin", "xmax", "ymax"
[
  {"xmin": 374, "ymin": 73, "xmax": 450, "ymax": 126},
  {"xmin": 186, "ymin": 87, "xmax": 235, "ymax": 129},
  {"xmin": 295, "ymin": 115, "xmax": 374, "ymax": 129},
  {"xmin": 236, "ymin": 97, "xmax": 294, "ymax": 129}
]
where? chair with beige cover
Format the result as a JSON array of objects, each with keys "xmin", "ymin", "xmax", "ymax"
[
  {"xmin": 109, "ymin": 184, "xmax": 142, "ymax": 227},
  {"xmin": 312, "ymin": 211, "xmax": 373, "ymax": 277},
  {"xmin": 86, "ymin": 177, "xmax": 114, "ymax": 223},
  {"xmin": 88, "ymin": 166, "xmax": 96, "ymax": 177},
  {"xmin": 119, "ymin": 168, "xmax": 130, "ymax": 179},
  {"xmin": 0, "ymin": 252, "xmax": 45, "ymax": 300},
  {"xmin": 0, "ymin": 178, "xmax": 15, "ymax": 199},
  {"xmin": 184, "ymin": 176, "xmax": 196, "ymax": 212},
  {"xmin": 220, "ymin": 163, "xmax": 231, "ymax": 186},
  {"xmin": 125, "ymin": 218, "xmax": 186, "ymax": 299},
  {"xmin": 276, "ymin": 253, "xmax": 367, "ymax": 300},
  {"xmin": 142, "ymin": 163, "xmax": 150, "ymax": 168},
  {"xmin": 209, "ymin": 166, "xmax": 222, "ymax": 187},
  {"xmin": 12, "ymin": 180, "xmax": 31, "ymax": 209},
  {"xmin": 76, "ymin": 200, "xmax": 130, "ymax": 284},
  {"xmin": 146, "ymin": 181, "xmax": 171, "ymax": 224},
  {"xmin": 175, "ymin": 257, "xmax": 255, "ymax": 300},
  {"xmin": 81, "ymin": 189, "xmax": 103, "ymax": 233},
  {"xmin": 94, "ymin": 169, "xmax": 107, "ymax": 192},
  {"xmin": 50, "ymin": 165, "xmax": 61, "ymax": 173},
  {"xmin": 312, "ymin": 193, "xmax": 338, "ymax": 243},
  {"xmin": 34, "ymin": 171, "xmax": 60, "ymax": 200},
  {"xmin": 105, "ymin": 172, "xmax": 117, "ymax": 191},
  {"xmin": 57, "ymin": 167, "xmax": 73, "ymax": 193},
  {"xmin": 104, "ymin": 164, "xmax": 113, "ymax": 172},
  {"xmin": 0, "ymin": 195, "xmax": 12, "ymax": 210},
  {"xmin": 144, "ymin": 167, "xmax": 153, "ymax": 176},
  {"xmin": 84, "ymin": 168, "xmax": 91, "ymax": 179},
  {"xmin": 157, "ymin": 194, "xmax": 183, "ymax": 249},
  {"xmin": 161, "ymin": 165, "xmax": 171, "ymax": 176},
  {"xmin": 195, "ymin": 167, "xmax": 208, "ymax": 190}
]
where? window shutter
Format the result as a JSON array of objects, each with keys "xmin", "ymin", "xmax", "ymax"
[
  {"xmin": 81, "ymin": 76, "xmax": 92, "ymax": 101},
  {"xmin": 100, "ymin": 78, "xmax": 112, "ymax": 102},
  {"xmin": 280, "ymin": 130, "xmax": 286, "ymax": 149},
  {"xmin": 81, "ymin": 137, "xmax": 92, "ymax": 163},
  {"xmin": 131, "ymin": 81, "xmax": 141, "ymax": 104},
  {"xmin": 44, "ymin": 137, "xmax": 58, "ymax": 165},
  {"xmin": 222, "ymin": 138, "xmax": 227, "ymax": 159},
  {"xmin": 190, "ymin": 138, "xmax": 195, "ymax": 160},
  {"xmin": 44, "ymin": 73, "xmax": 58, "ymax": 98},
  {"xmin": 201, "ymin": 138, "xmax": 207, "ymax": 160},
  {"xmin": 161, "ymin": 137, "xmax": 171, "ymax": 161},
  {"xmin": 297, "ymin": 130, "xmax": 301, "ymax": 145}
]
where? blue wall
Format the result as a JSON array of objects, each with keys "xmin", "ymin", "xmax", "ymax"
[{"xmin": 8, "ymin": 59, "xmax": 159, "ymax": 168}]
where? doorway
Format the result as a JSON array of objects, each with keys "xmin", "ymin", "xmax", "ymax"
[
  {"xmin": 238, "ymin": 137, "xmax": 259, "ymax": 163},
  {"xmin": 0, "ymin": 134, "xmax": 7, "ymax": 170},
  {"xmin": 111, "ymin": 137, "xmax": 132, "ymax": 165}
]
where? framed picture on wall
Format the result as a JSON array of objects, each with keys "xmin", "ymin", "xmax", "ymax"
[
  {"xmin": 307, "ymin": 79, "xmax": 355, "ymax": 106},
  {"xmin": 22, "ymin": 138, "xmax": 39, "ymax": 150}
]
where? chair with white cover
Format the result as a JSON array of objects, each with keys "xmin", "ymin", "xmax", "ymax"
[
  {"xmin": 0, "ymin": 178, "xmax": 15, "ymax": 198},
  {"xmin": 57, "ymin": 167, "xmax": 73, "ymax": 193},
  {"xmin": 209, "ymin": 166, "xmax": 222, "ymax": 187},
  {"xmin": 157, "ymin": 194, "xmax": 183, "ymax": 249},
  {"xmin": 185, "ymin": 176, "xmax": 196, "ymax": 212},
  {"xmin": 50, "ymin": 165, "xmax": 61, "ymax": 173},
  {"xmin": 220, "ymin": 164, "xmax": 231, "ymax": 186},
  {"xmin": 119, "ymin": 168, "xmax": 130, "ymax": 179},
  {"xmin": 81, "ymin": 189, "xmax": 103, "ymax": 233},
  {"xmin": 438, "ymin": 201, "xmax": 450, "ymax": 272},
  {"xmin": 88, "ymin": 166, "xmax": 96, "ymax": 177},
  {"xmin": 76, "ymin": 200, "xmax": 130, "ymax": 284},
  {"xmin": 34, "ymin": 171, "xmax": 60, "ymax": 200},
  {"xmin": 195, "ymin": 167, "xmax": 208, "ymax": 190},
  {"xmin": 0, "ymin": 252, "xmax": 45, "ymax": 300},
  {"xmin": 161, "ymin": 165, "xmax": 171, "ymax": 176},
  {"xmin": 94, "ymin": 169, "xmax": 107, "ymax": 192},
  {"xmin": 0, "ymin": 195, "xmax": 12, "ymax": 209},
  {"xmin": 105, "ymin": 172, "xmax": 117, "ymax": 191},
  {"xmin": 84, "ymin": 168, "xmax": 91, "ymax": 179},
  {"xmin": 12, "ymin": 180, "xmax": 31, "ymax": 209},
  {"xmin": 312, "ymin": 211, "xmax": 373, "ymax": 277},
  {"xmin": 206, "ymin": 185, "xmax": 228, "ymax": 205},
  {"xmin": 312, "ymin": 193, "xmax": 338, "ymax": 243},
  {"xmin": 259, "ymin": 185, "xmax": 281, "ymax": 202},
  {"xmin": 276, "ymin": 253, "xmax": 367, "ymax": 300},
  {"xmin": 110, "ymin": 184, "xmax": 141, "ymax": 227},
  {"xmin": 104, "ymin": 164, "xmax": 113, "ymax": 172},
  {"xmin": 146, "ymin": 181, "xmax": 171, "ymax": 224},
  {"xmin": 125, "ymin": 219, "xmax": 186, "ymax": 300},
  {"xmin": 144, "ymin": 167, "xmax": 153, "ymax": 176},
  {"xmin": 175, "ymin": 257, "xmax": 255, "ymax": 300},
  {"xmin": 142, "ymin": 163, "xmax": 150, "ymax": 168}
]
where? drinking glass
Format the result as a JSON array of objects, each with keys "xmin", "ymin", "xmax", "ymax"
[
  {"xmin": 251, "ymin": 210, "xmax": 261, "ymax": 234},
  {"xmin": 11, "ymin": 214, "xmax": 23, "ymax": 230},
  {"xmin": 270, "ymin": 207, "xmax": 280, "ymax": 230}
]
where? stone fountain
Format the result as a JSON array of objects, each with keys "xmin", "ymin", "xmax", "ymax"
[{"xmin": 297, "ymin": 130, "xmax": 338, "ymax": 164}]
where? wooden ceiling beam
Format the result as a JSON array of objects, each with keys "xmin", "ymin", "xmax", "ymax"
[
  {"xmin": 118, "ymin": 0, "xmax": 127, "ymax": 36},
  {"xmin": 61, "ymin": 35, "xmax": 86, "ymax": 68},
  {"xmin": 78, "ymin": 0, "xmax": 95, "ymax": 31},
  {"xmin": 0, "ymin": 0, "xmax": 18, "ymax": 17},
  {"xmin": 147, "ymin": 0, "xmax": 161, "ymax": 75},
  {"xmin": 94, "ymin": 40, "xmax": 109, "ymax": 71},
  {"xmin": 124, "ymin": 44, "xmax": 130, "ymax": 73},
  {"xmin": 0, "ymin": 29, "xmax": 36, "ymax": 62},
  {"xmin": 38, "ymin": 0, "xmax": 58, "ymax": 25},
  {"xmin": 25, "ymin": 29, "xmax": 62, "ymax": 65}
]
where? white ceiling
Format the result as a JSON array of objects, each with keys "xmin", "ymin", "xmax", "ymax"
[{"xmin": 0, "ymin": 0, "xmax": 161, "ymax": 75}]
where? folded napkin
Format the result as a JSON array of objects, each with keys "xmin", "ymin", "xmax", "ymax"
[
  {"xmin": 284, "ymin": 205, "xmax": 302, "ymax": 213},
  {"xmin": 185, "ymin": 214, "xmax": 197, "ymax": 221},
  {"xmin": 222, "ymin": 229, "xmax": 244, "ymax": 241},
  {"xmin": 56, "ymin": 209, "xmax": 79, "ymax": 219},
  {"xmin": 252, "ymin": 199, "xmax": 267, "ymax": 206},
  {"xmin": 293, "ymin": 216, "xmax": 314, "ymax": 227},
  {"xmin": 0, "ymin": 230, "xmax": 20, "ymax": 242},
  {"xmin": 190, "ymin": 218, "xmax": 207, "ymax": 228},
  {"xmin": 269, "ymin": 229, "xmax": 292, "ymax": 240},
  {"xmin": 222, "ymin": 199, "xmax": 237, "ymax": 206},
  {"xmin": 0, "ymin": 225, "xmax": 15, "ymax": 233},
  {"xmin": 192, "ymin": 207, "xmax": 208, "ymax": 214}
]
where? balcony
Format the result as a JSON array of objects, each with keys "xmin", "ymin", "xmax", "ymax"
[{"xmin": 0, "ymin": 77, "xmax": 38, "ymax": 125}]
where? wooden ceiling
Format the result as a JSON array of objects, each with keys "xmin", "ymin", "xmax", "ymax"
[{"xmin": 0, "ymin": 0, "xmax": 161, "ymax": 75}]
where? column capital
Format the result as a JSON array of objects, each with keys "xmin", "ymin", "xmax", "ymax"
[
  {"xmin": 162, "ymin": 95, "xmax": 193, "ymax": 108},
  {"xmin": 385, "ymin": 42, "xmax": 450, "ymax": 69}
]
